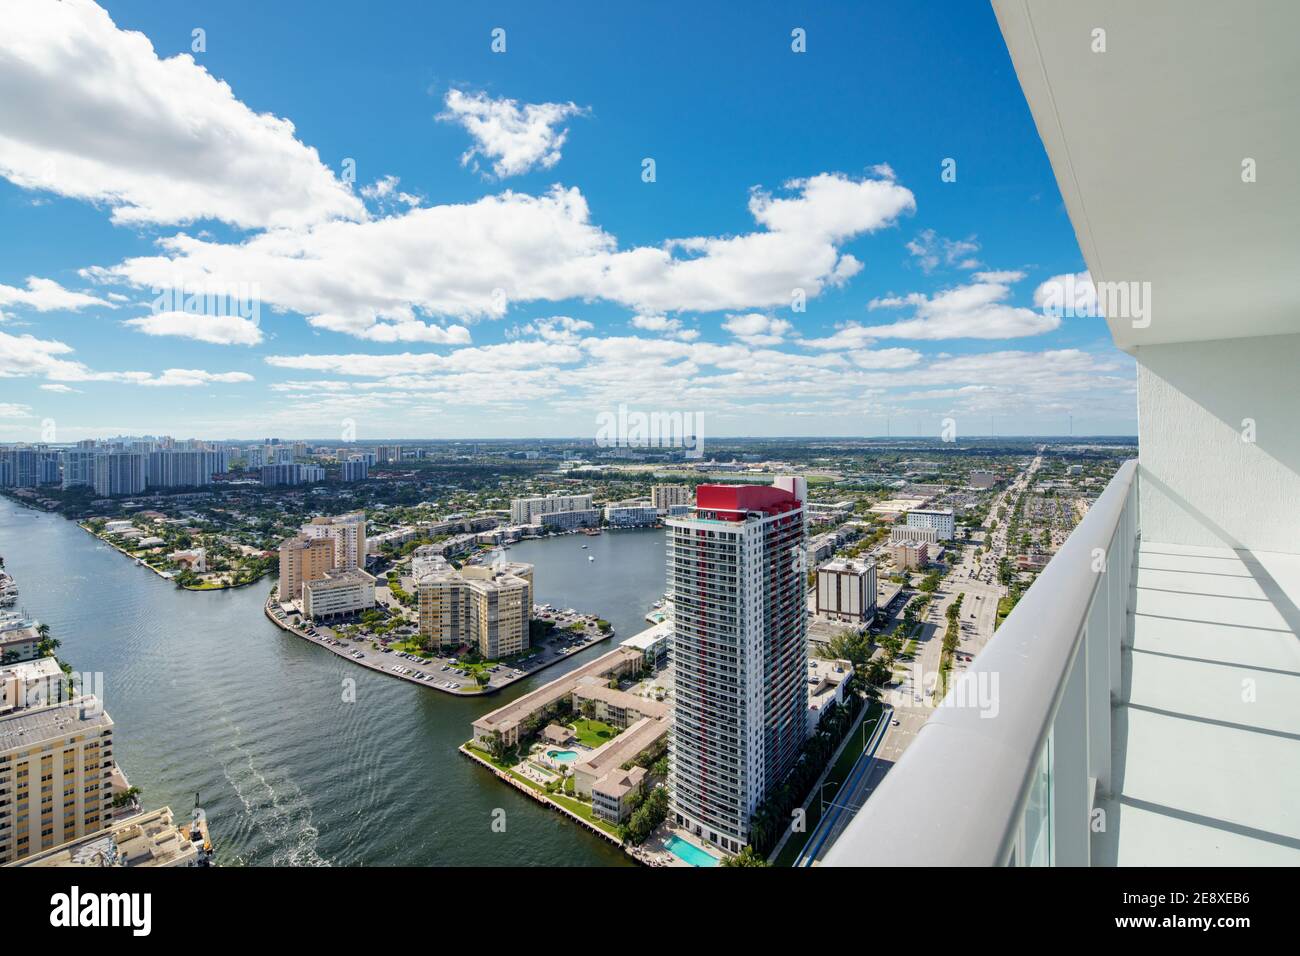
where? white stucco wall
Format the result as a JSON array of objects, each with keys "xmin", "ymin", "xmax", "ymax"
[{"xmin": 1137, "ymin": 333, "xmax": 1300, "ymax": 553}]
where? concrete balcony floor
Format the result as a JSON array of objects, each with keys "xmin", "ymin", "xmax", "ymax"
[{"xmin": 1094, "ymin": 542, "xmax": 1300, "ymax": 865}]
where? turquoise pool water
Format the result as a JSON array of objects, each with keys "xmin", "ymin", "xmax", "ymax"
[
  {"xmin": 665, "ymin": 834, "xmax": 719, "ymax": 867},
  {"xmin": 547, "ymin": 750, "xmax": 579, "ymax": 763}
]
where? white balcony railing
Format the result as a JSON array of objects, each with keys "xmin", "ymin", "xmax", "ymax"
[{"xmin": 825, "ymin": 459, "xmax": 1139, "ymax": 866}]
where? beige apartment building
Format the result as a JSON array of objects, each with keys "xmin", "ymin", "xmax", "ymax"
[
  {"xmin": 890, "ymin": 540, "xmax": 929, "ymax": 571},
  {"xmin": 278, "ymin": 534, "xmax": 336, "ymax": 604},
  {"xmin": 417, "ymin": 558, "xmax": 533, "ymax": 658},
  {"xmin": 651, "ymin": 483, "xmax": 692, "ymax": 511},
  {"xmin": 0, "ymin": 696, "xmax": 116, "ymax": 866}
]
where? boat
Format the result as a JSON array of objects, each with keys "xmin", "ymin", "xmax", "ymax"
[
  {"xmin": 588, "ymin": 555, "xmax": 595, "ymax": 562},
  {"xmin": 581, "ymin": 544, "xmax": 587, "ymax": 549}
]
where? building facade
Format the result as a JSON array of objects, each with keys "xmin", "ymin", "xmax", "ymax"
[
  {"xmin": 301, "ymin": 568, "xmax": 376, "ymax": 621},
  {"xmin": 417, "ymin": 559, "xmax": 533, "ymax": 658},
  {"xmin": 0, "ymin": 697, "xmax": 116, "ymax": 866},
  {"xmin": 92, "ymin": 452, "xmax": 146, "ymax": 497},
  {"xmin": 538, "ymin": 508, "xmax": 601, "ymax": 531},
  {"xmin": 651, "ymin": 484, "xmax": 692, "ymax": 512},
  {"xmin": 277, "ymin": 535, "xmax": 336, "ymax": 604},
  {"xmin": 890, "ymin": 524, "xmax": 939, "ymax": 545},
  {"xmin": 815, "ymin": 558, "xmax": 878, "ymax": 623},
  {"xmin": 603, "ymin": 501, "xmax": 659, "ymax": 527},
  {"xmin": 890, "ymin": 540, "xmax": 929, "ymax": 570},
  {"xmin": 906, "ymin": 508, "xmax": 955, "ymax": 540},
  {"xmin": 302, "ymin": 512, "xmax": 366, "ymax": 570},
  {"xmin": 666, "ymin": 477, "xmax": 809, "ymax": 854},
  {"xmin": 510, "ymin": 493, "xmax": 594, "ymax": 526}
]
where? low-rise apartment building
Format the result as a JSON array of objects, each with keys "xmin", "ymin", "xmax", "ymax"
[
  {"xmin": 603, "ymin": 501, "xmax": 658, "ymax": 527},
  {"xmin": 0, "ymin": 622, "xmax": 41, "ymax": 664},
  {"xmin": 538, "ymin": 508, "xmax": 601, "ymax": 531},
  {"xmin": 11, "ymin": 805, "xmax": 205, "ymax": 868},
  {"xmin": 511, "ymin": 493, "xmax": 593, "ymax": 526},
  {"xmin": 890, "ymin": 525, "xmax": 939, "ymax": 546},
  {"xmin": 470, "ymin": 646, "xmax": 643, "ymax": 749}
]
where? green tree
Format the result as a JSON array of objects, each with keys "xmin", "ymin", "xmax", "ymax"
[{"xmin": 721, "ymin": 845, "xmax": 770, "ymax": 867}]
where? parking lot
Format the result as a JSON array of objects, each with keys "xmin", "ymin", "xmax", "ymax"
[{"xmin": 264, "ymin": 596, "xmax": 615, "ymax": 696}]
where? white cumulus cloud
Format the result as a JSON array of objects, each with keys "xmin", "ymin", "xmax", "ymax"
[
  {"xmin": 123, "ymin": 311, "xmax": 264, "ymax": 346},
  {"xmin": 0, "ymin": 0, "xmax": 364, "ymax": 229},
  {"xmin": 438, "ymin": 89, "xmax": 587, "ymax": 179},
  {"xmin": 0, "ymin": 276, "xmax": 112, "ymax": 317}
]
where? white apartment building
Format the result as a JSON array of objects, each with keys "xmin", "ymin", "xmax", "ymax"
[
  {"xmin": 92, "ymin": 452, "xmax": 146, "ymax": 497},
  {"xmin": 603, "ymin": 501, "xmax": 658, "ymax": 527},
  {"xmin": 905, "ymin": 508, "xmax": 955, "ymax": 540},
  {"xmin": 538, "ymin": 508, "xmax": 600, "ymax": 531},
  {"xmin": 667, "ymin": 476, "xmax": 809, "ymax": 854},
  {"xmin": 815, "ymin": 558, "xmax": 877, "ymax": 624},
  {"xmin": 14, "ymin": 805, "xmax": 206, "ymax": 867},
  {"xmin": 60, "ymin": 448, "xmax": 97, "ymax": 490},
  {"xmin": 301, "ymin": 568, "xmax": 376, "ymax": 621},
  {"xmin": 302, "ymin": 512, "xmax": 367, "ymax": 570},
  {"xmin": 510, "ymin": 493, "xmax": 593, "ymax": 526}
]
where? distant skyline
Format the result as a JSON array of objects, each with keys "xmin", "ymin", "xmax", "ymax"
[{"xmin": 0, "ymin": 1, "xmax": 1136, "ymax": 442}]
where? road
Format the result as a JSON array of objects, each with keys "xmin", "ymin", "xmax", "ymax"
[
  {"xmin": 809, "ymin": 452, "xmax": 1044, "ymax": 861},
  {"xmin": 797, "ymin": 703, "xmax": 893, "ymax": 866}
]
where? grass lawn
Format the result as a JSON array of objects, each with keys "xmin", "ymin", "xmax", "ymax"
[
  {"xmin": 464, "ymin": 743, "xmax": 620, "ymax": 839},
  {"xmin": 390, "ymin": 639, "xmax": 434, "ymax": 657},
  {"xmin": 774, "ymin": 700, "xmax": 883, "ymax": 868},
  {"xmin": 570, "ymin": 719, "xmax": 619, "ymax": 748}
]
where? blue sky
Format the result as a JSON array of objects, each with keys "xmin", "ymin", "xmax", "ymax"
[{"xmin": 0, "ymin": 0, "xmax": 1135, "ymax": 442}]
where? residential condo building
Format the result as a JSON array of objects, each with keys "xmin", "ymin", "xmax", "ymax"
[
  {"xmin": 905, "ymin": 508, "xmax": 955, "ymax": 541},
  {"xmin": 416, "ymin": 557, "xmax": 533, "ymax": 658},
  {"xmin": 302, "ymin": 513, "xmax": 366, "ymax": 570},
  {"xmin": 666, "ymin": 476, "xmax": 809, "ymax": 854},
  {"xmin": 651, "ymin": 484, "xmax": 692, "ymax": 512},
  {"xmin": 301, "ymin": 568, "xmax": 377, "ymax": 621},
  {"xmin": 277, "ymin": 535, "xmax": 336, "ymax": 604},
  {"xmin": 92, "ymin": 452, "xmax": 146, "ymax": 497},
  {"xmin": 0, "ymin": 696, "xmax": 116, "ymax": 866},
  {"xmin": 510, "ymin": 493, "xmax": 594, "ymax": 526}
]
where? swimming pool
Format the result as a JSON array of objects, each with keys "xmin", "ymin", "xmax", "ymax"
[
  {"xmin": 664, "ymin": 834, "xmax": 719, "ymax": 867},
  {"xmin": 546, "ymin": 749, "xmax": 579, "ymax": 763}
]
